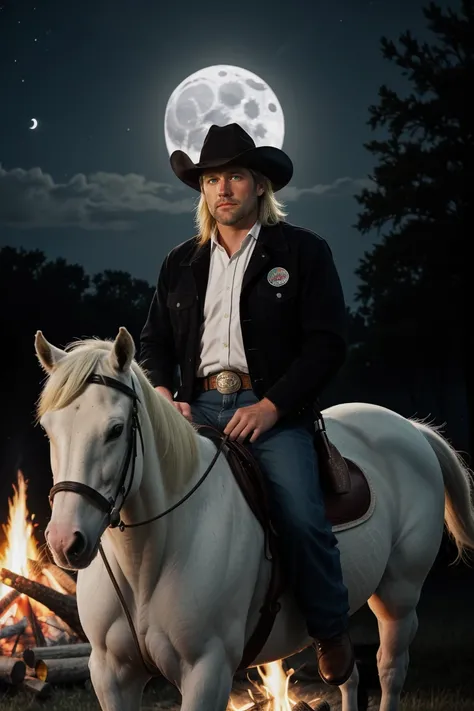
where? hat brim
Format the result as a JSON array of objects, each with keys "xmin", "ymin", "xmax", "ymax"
[{"xmin": 170, "ymin": 145, "xmax": 293, "ymax": 192}]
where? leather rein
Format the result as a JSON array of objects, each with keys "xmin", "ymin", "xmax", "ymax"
[{"xmin": 48, "ymin": 372, "xmax": 227, "ymax": 676}]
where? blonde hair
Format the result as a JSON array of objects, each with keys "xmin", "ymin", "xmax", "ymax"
[
  {"xmin": 194, "ymin": 168, "xmax": 288, "ymax": 246},
  {"xmin": 37, "ymin": 338, "xmax": 200, "ymax": 495}
]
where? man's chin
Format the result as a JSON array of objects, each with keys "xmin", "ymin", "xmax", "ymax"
[{"xmin": 215, "ymin": 210, "xmax": 245, "ymax": 226}]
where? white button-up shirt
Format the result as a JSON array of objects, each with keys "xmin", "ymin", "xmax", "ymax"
[{"xmin": 197, "ymin": 221, "xmax": 261, "ymax": 377}]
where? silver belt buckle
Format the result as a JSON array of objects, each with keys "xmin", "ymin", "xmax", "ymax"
[{"xmin": 215, "ymin": 370, "xmax": 242, "ymax": 395}]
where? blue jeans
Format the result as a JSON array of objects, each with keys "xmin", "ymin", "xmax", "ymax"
[{"xmin": 191, "ymin": 389, "xmax": 350, "ymax": 639}]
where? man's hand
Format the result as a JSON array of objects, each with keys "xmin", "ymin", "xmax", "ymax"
[
  {"xmin": 154, "ymin": 386, "xmax": 192, "ymax": 421},
  {"xmin": 173, "ymin": 401, "xmax": 192, "ymax": 421},
  {"xmin": 224, "ymin": 398, "xmax": 280, "ymax": 443}
]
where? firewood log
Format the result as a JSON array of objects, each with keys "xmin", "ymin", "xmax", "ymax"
[
  {"xmin": 28, "ymin": 558, "xmax": 77, "ymax": 595},
  {"xmin": 0, "ymin": 568, "xmax": 87, "ymax": 641},
  {"xmin": 26, "ymin": 598, "xmax": 46, "ymax": 647},
  {"xmin": 0, "ymin": 616, "xmax": 28, "ymax": 639},
  {"xmin": 23, "ymin": 642, "xmax": 91, "ymax": 666},
  {"xmin": 293, "ymin": 701, "xmax": 330, "ymax": 711},
  {"xmin": 0, "ymin": 656, "xmax": 26, "ymax": 685},
  {"xmin": 0, "ymin": 589, "xmax": 20, "ymax": 617},
  {"xmin": 35, "ymin": 656, "xmax": 90, "ymax": 684},
  {"xmin": 22, "ymin": 675, "xmax": 52, "ymax": 699}
]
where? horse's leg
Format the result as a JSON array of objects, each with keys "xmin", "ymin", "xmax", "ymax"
[
  {"xmin": 89, "ymin": 648, "xmax": 148, "ymax": 711},
  {"xmin": 368, "ymin": 583, "xmax": 419, "ymax": 711},
  {"xmin": 179, "ymin": 648, "xmax": 234, "ymax": 711},
  {"xmin": 339, "ymin": 663, "xmax": 360, "ymax": 711}
]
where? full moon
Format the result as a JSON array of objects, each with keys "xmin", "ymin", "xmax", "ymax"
[{"xmin": 164, "ymin": 65, "xmax": 285, "ymax": 163}]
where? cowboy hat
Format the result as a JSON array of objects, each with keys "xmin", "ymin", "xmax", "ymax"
[{"xmin": 170, "ymin": 123, "xmax": 293, "ymax": 192}]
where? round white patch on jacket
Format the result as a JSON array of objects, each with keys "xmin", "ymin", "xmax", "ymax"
[{"xmin": 267, "ymin": 267, "xmax": 290, "ymax": 287}]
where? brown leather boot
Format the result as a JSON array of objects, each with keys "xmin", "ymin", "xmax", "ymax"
[{"xmin": 314, "ymin": 631, "xmax": 355, "ymax": 686}]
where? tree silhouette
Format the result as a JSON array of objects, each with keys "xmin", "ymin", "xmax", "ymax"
[
  {"xmin": 353, "ymin": 0, "xmax": 473, "ymax": 450},
  {"xmin": 84, "ymin": 270, "xmax": 155, "ymax": 344}
]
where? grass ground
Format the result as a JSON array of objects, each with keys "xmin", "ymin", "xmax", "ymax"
[{"xmin": 1, "ymin": 571, "xmax": 473, "ymax": 710}]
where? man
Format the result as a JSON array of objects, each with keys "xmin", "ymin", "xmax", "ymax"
[{"xmin": 140, "ymin": 123, "xmax": 354, "ymax": 686}]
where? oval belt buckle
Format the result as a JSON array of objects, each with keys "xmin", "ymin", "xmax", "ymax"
[{"xmin": 215, "ymin": 370, "xmax": 242, "ymax": 395}]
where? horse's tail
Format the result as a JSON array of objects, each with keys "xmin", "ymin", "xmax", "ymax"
[{"xmin": 412, "ymin": 420, "xmax": 474, "ymax": 563}]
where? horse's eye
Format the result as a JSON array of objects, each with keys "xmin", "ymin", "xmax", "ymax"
[{"xmin": 107, "ymin": 423, "xmax": 124, "ymax": 442}]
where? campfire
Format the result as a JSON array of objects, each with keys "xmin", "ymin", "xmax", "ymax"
[
  {"xmin": 0, "ymin": 471, "xmax": 89, "ymax": 697},
  {"xmin": 229, "ymin": 661, "xmax": 327, "ymax": 711},
  {"xmin": 0, "ymin": 472, "xmax": 328, "ymax": 710}
]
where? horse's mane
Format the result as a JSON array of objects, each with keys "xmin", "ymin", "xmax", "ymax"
[{"xmin": 36, "ymin": 338, "xmax": 200, "ymax": 494}]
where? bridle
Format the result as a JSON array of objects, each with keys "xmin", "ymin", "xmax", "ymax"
[
  {"xmin": 48, "ymin": 372, "xmax": 227, "ymax": 676},
  {"xmin": 49, "ymin": 374, "xmax": 143, "ymax": 530}
]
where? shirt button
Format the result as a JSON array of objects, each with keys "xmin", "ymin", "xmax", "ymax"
[
  {"xmin": 223, "ymin": 343, "xmax": 228, "ymax": 348},
  {"xmin": 224, "ymin": 313, "xmax": 229, "ymax": 318},
  {"xmin": 276, "ymin": 293, "xmax": 282, "ymax": 299}
]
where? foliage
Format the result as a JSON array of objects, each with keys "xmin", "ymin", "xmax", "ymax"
[{"xmin": 354, "ymin": 0, "xmax": 472, "ymax": 356}]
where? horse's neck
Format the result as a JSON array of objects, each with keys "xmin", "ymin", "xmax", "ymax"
[
  {"xmin": 102, "ymin": 432, "xmax": 247, "ymax": 594},
  {"xmin": 103, "ymin": 421, "xmax": 169, "ymax": 590}
]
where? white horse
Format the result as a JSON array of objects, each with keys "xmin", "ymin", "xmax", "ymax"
[{"xmin": 34, "ymin": 327, "xmax": 474, "ymax": 711}]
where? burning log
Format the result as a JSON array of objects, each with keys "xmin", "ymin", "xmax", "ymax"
[
  {"xmin": 28, "ymin": 558, "xmax": 77, "ymax": 595},
  {"xmin": 35, "ymin": 656, "xmax": 90, "ymax": 684},
  {"xmin": 0, "ymin": 656, "xmax": 26, "ymax": 685},
  {"xmin": 294, "ymin": 702, "xmax": 330, "ymax": 711},
  {"xmin": 0, "ymin": 568, "xmax": 87, "ymax": 641},
  {"xmin": 0, "ymin": 589, "xmax": 20, "ymax": 618},
  {"xmin": 11, "ymin": 632, "xmax": 23, "ymax": 656},
  {"xmin": 23, "ymin": 642, "xmax": 91, "ymax": 667},
  {"xmin": 26, "ymin": 598, "xmax": 46, "ymax": 647},
  {"xmin": 22, "ymin": 674, "xmax": 52, "ymax": 699},
  {"xmin": 0, "ymin": 616, "xmax": 28, "ymax": 640}
]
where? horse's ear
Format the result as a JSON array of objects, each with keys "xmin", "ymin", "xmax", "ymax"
[
  {"xmin": 109, "ymin": 327, "xmax": 135, "ymax": 373},
  {"xmin": 35, "ymin": 331, "xmax": 67, "ymax": 373}
]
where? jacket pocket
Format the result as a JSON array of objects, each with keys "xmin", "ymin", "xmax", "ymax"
[
  {"xmin": 166, "ymin": 292, "xmax": 196, "ymax": 311},
  {"xmin": 256, "ymin": 282, "xmax": 297, "ymax": 303},
  {"xmin": 167, "ymin": 292, "xmax": 196, "ymax": 334}
]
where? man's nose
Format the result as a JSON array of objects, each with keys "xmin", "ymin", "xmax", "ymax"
[{"xmin": 218, "ymin": 179, "xmax": 233, "ymax": 195}]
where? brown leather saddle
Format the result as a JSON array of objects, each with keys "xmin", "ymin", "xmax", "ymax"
[{"xmin": 195, "ymin": 415, "xmax": 371, "ymax": 670}]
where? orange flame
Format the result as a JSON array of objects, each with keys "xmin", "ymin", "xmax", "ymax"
[
  {"xmin": 0, "ymin": 471, "xmax": 39, "ymax": 602},
  {"xmin": 229, "ymin": 661, "xmax": 298, "ymax": 710}
]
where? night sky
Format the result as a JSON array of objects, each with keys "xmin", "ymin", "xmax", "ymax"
[{"xmin": 0, "ymin": 0, "xmax": 450, "ymax": 305}]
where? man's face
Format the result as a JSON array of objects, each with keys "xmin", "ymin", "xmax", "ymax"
[{"xmin": 201, "ymin": 166, "xmax": 264, "ymax": 227}]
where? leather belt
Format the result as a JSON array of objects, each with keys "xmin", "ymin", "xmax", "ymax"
[{"xmin": 198, "ymin": 370, "xmax": 252, "ymax": 395}]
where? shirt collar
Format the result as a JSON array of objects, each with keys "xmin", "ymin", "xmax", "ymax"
[{"xmin": 211, "ymin": 220, "xmax": 261, "ymax": 249}]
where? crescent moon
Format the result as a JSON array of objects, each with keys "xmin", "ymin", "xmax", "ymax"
[{"xmin": 30, "ymin": 118, "xmax": 38, "ymax": 130}]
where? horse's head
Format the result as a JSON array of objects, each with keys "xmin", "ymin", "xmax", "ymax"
[{"xmin": 35, "ymin": 327, "xmax": 144, "ymax": 570}]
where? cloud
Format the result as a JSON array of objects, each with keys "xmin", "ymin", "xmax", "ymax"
[
  {"xmin": 0, "ymin": 165, "xmax": 196, "ymax": 231},
  {"xmin": 0, "ymin": 165, "xmax": 373, "ymax": 231},
  {"xmin": 280, "ymin": 176, "xmax": 374, "ymax": 201}
]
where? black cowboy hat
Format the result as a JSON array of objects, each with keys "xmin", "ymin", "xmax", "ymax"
[{"xmin": 170, "ymin": 123, "xmax": 293, "ymax": 192}]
